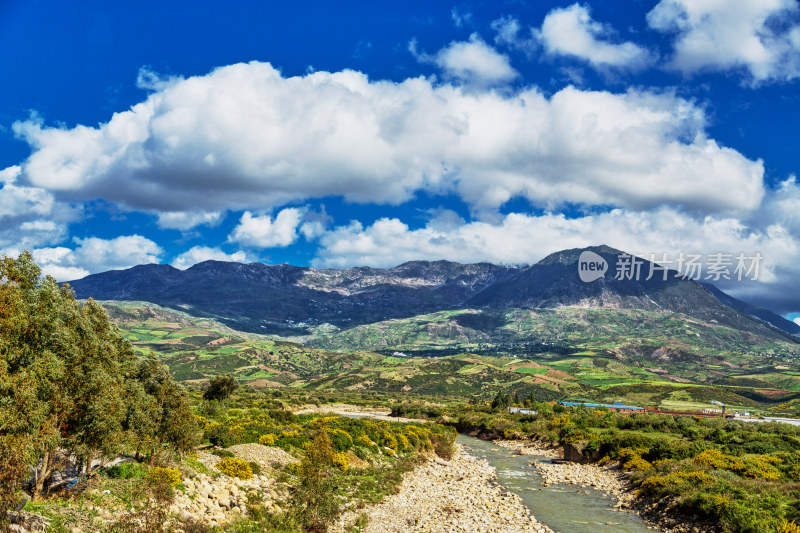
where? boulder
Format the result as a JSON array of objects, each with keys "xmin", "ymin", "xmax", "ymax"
[{"xmin": 562, "ymin": 441, "xmax": 601, "ymax": 463}]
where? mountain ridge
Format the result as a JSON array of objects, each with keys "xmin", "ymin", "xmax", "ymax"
[{"xmin": 65, "ymin": 246, "xmax": 798, "ymax": 340}]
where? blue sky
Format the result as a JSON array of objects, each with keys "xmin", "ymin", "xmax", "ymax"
[{"xmin": 1, "ymin": 0, "xmax": 800, "ymax": 320}]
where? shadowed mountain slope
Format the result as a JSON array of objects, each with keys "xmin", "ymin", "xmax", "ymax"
[{"xmin": 66, "ymin": 246, "xmax": 798, "ymax": 340}]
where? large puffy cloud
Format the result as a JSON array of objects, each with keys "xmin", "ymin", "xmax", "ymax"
[
  {"xmin": 171, "ymin": 246, "xmax": 248, "ymax": 270},
  {"xmin": 12, "ymin": 61, "xmax": 764, "ymax": 217},
  {"xmin": 536, "ymin": 3, "xmax": 654, "ymax": 69},
  {"xmin": 647, "ymin": 0, "xmax": 800, "ymax": 82},
  {"xmin": 314, "ymin": 208, "xmax": 786, "ymax": 268},
  {"xmin": 227, "ymin": 208, "xmax": 305, "ymax": 248},
  {"xmin": 29, "ymin": 235, "xmax": 163, "ymax": 281},
  {"xmin": 313, "ymin": 201, "xmax": 800, "ymax": 314}
]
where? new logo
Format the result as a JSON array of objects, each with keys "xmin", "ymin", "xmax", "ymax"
[{"xmin": 578, "ymin": 251, "xmax": 608, "ymax": 282}]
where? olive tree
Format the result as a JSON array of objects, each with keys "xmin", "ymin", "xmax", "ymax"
[{"xmin": 203, "ymin": 373, "xmax": 238, "ymax": 402}]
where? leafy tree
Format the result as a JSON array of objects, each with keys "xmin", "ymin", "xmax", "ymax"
[
  {"xmin": 129, "ymin": 356, "xmax": 199, "ymax": 460},
  {"xmin": 491, "ymin": 391, "xmax": 512, "ymax": 410},
  {"xmin": 0, "ymin": 251, "xmax": 199, "ymax": 512},
  {"xmin": 293, "ymin": 431, "xmax": 341, "ymax": 531},
  {"xmin": 0, "ymin": 252, "xmax": 135, "ymax": 499},
  {"xmin": 203, "ymin": 373, "xmax": 238, "ymax": 402}
]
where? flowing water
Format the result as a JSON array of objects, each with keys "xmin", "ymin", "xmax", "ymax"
[{"xmin": 458, "ymin": 435, "xmax": 655, "ymax": 533}]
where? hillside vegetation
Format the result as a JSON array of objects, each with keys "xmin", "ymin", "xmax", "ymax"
[{"xmin": 101, "ymin": 301, "xmax": 800, "ymax": 417}]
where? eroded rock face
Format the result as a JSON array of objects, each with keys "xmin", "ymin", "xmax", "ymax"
[{"xmin": 562, "ymin": 441, "xmax": 602, "ymax": 463}]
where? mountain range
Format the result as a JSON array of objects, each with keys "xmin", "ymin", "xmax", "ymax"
[{"xmin": 67, "ymin": 245, "xmax": 799, "ymax": 341}]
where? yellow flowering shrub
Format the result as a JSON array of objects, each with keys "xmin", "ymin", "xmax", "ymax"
[
  {"xmin": 381, "ymin": 432, "xmax": 398, "ymax": 452},
  {"xmin": 624, "ymin": 455, "xmax": 652, "ymax": 471},
  {"xmin": 204, "ymin": 421, "xmax": 222, "ymax": 433},
  {"xmin": 148, "ymin": 466, "xmax": 182, "ymax": 486},
  {"xmin": 332, "ymin": 452, "xmax": 349, "ymax": 471},
  {"xmin": 259, "ymin": 433, "xmax": 276, "ymax": 446},
  {"xmin": 694, "ymin": 449, "xmax": 740, "ymax": 470},
  {"xmin": 326, "ymin": 428, "xmax": 353, "ymax": 451},
  {"xmin": 216, "ymin": 457, "xmax": 253, "ymax": 480},
  {"xmin": 639, "ymin": 470, "xmax": 713, "ymax": 493},
  {"xmin": 778, "ymin": 520, "xmax": 800, "ymax": 533},
  {"xmin": 739, "ymin": 455, "xmax": 782, "ymax": 480},
  {"xmin": 693, "ymin": 449, "xmax": 782, "ymax": 479},
  {"xmin": 397, "ymin": 434, "xmax": 410, "ymax": 451},
  {"xmin": 356, "ymin": 435, "xmax": 374, "ymax": 447},
  {"xmin": 548, "ymin": 415, "xmax": 571, "ymax": 429}
]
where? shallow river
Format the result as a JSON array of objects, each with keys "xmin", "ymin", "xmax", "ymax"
[{"xmin": 458, "ymin": 435, "xmax": 655, "ymax": 533}]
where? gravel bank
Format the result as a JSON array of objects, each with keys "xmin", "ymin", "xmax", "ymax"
[
  {"xmin": 335, "ymin": 444, "xmax": 553, "ymax": 533},
  {"xmin": 293, "ymin": 404, "xmax": 422, "ymax": 423},
  {"xmin": 493, "ymin": 439, "xmax": 562, "ymax": 460}
]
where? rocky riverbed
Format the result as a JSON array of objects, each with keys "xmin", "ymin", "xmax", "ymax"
[
  {"xmin": 334, "ymin": 444, "xmax": 553, "ymax": 533},
  {"xmin": 534, "ymin": 461, "xmax": 637, "ymax": 511},
  {"xmin": 491, "ymin": 439, "xmax": 638, "ymax": 512}
]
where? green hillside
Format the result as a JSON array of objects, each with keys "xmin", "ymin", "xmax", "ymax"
[
  {"xmin": 102, "ymin": 301, "xmax": 800, "ymax": 414},
  {"xmin": 303, "ymin": 307, "xmax": 798, "ymax": 358}
]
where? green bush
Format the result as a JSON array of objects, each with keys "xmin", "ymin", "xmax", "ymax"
[
  {"xmin": 211, "ymin": 449, "xmax": 235, "ymax": 458},
  {"xmin": 104, "ymin": 462, "xmax": 149, "ymax": 480},
  {"xmin": 248, "ymin": 461, "xmax": 262, "ymax": 476}
]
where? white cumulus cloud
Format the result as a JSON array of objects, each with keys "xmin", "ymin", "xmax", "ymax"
[
  {"xmin": 171, "ymin": 246, "xmax": 248, "ymax": 270},
  {"xmin": 0, "ymin": 165, "xmax": 21, "ymax": 183},
  {"xmin": 647, "ymin": 0, "xmax": 800, "ymax": 83},
  {"xmin": 412, "ymin": 34, "xmax": 519, "ymax": 86},
  {"xmin": 10, "ymin": 61, "xmax": 765, "ymax": 218},
  {"xmin": 536, "ymin": 3, "xmax": 654, "ymax": 69},
  {"xmin": 228, "ymin": 208, "xmax": 305, "ymax": 248},
  {"xmin": 0, "ymin": 180, "xmax": 80, "ymax": 250},
  {"xmin": 313, "ymin": 201, "xmax": 800, "ymax": 313},
  {"xmin": 156, "ymin": 210, "xmax": 223, "ymax": 230},
  {"xmin": 29, "ymin": 235, "xmax": 163, "ymax": 281}
]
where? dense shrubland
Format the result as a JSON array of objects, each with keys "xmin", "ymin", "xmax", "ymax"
[{"xmin": 200, "ymin": 401, "xmax": 455, "ymax": 461}]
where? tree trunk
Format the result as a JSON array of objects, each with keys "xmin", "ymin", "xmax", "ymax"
[
  {"xmin": 85, "ymin": 451, "xmax": 94, "ymax": 475},
  {"xmin": 32, "ymin": 450, "xmax": 55, "ymax": 500}
]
